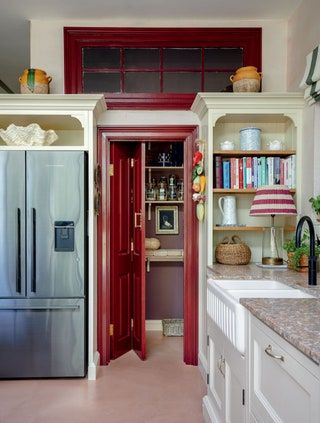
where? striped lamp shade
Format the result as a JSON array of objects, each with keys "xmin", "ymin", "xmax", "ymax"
[{"xmin": 250, "ymin": 185, "xmax": 297, "ymax": 216}]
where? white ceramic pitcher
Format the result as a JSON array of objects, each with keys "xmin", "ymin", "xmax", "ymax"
[{"xmin": 218, "ymin": 195, "xmax": 237, "ymax": 225}]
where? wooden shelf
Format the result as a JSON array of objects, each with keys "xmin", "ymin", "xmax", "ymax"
[
  {"xmin": 146, "ymin": 256, "xmax": 184, "ymax": 262},
  {"xmin": 145, "ymin": 166, "xmax": 184, "ymax": 170},
  {"xmin": 213, "ymin": 188, "xmax": 296, "ymax": 194},
  {"xmin": 146, "ymin": 200, "xmax": 184, "ymax": 204},
  {"xmin": 213, "ymin": 150, "xmax": 296, "ymax": 157},
  {"xmin": 213, "ymin": 225, "xmax": 296, "ymax": 232}
]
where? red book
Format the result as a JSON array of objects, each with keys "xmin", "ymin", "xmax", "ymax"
[
  {"xmin": 239, "ymin": 159, "xmax": 243, "ymax": 189},
  {"xmin": 246, "ymin": 157, "xmax": 253, "ymax": 188},
  {"xmin": 215, "ymin": 156, "xmax": 223, "ymax": 188},
  {"xmin": 280, "ymin": 158, "xmax": 285, "ymax": 185}
]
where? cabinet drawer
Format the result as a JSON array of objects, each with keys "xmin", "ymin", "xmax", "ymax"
[{"xmin": 250, "ymin": 317, "xmax": 320, "ymax": 423}]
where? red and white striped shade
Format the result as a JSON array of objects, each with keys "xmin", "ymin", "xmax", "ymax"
[{"xmin": 250, "ymin": 185, "xmax": 297, "ymax": 216}]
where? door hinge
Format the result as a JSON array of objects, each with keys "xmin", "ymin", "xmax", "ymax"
[
  {"xmin": 130, "ymin": 158, "xmax": 134, "ymax": 168},
  {"xmin": 207, "ymin": 335, "xmax": 210, "ymax": 346},
  {"xmin": 242, "ymin": 389, "xmax": 245, "ymax": 406},
  {"xmin": 131, "ymin": 318, "xmax": 134, "ymax": 329},
  {"xmin": 130, "ymin": 240, "xmax": 134, "ymax": 252},
  {"xmin": 108, "ymin": 164, "xmax": 114, "ymax": 176},
  {"xmin": 206, "ymin": 373, "xmax": 210, "ymax": 385},
  {"xmin": 109, "ymin": 323, "xmax": 114, "ymax": 336}
]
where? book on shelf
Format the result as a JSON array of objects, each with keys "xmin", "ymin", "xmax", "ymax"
[
  {"xmin": 215, "ymin": 156, "xmax": 223, "ymax": 188},
  {"xmin": 222, "ymin": 160, "xmax": 230, "ymax": 188},
  {"xmin": 214, "ymin": 154, "xmax": 296, "ymax": 190}
]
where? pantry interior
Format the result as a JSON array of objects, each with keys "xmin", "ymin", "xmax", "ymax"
[{"xmin": 97, "ymin": 126, "xmax": 198, "ymax": 365}]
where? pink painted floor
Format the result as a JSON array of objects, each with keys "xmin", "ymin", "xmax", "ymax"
[{"xmin": 0, "ymin": 332, "xmax": 205, "ymax": 423}]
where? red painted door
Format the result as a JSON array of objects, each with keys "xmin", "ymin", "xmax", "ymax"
[
  {"xmin": 132, "ymin": 143, "xmax": 146, "ymax": 360},
  {"xmin": 110, "ymin": 142, "xmax": 133, "ymax": 359}
]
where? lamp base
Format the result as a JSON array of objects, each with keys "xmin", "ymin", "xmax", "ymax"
[{"xmin": 262, "ymin": 257, "xmax": 284, "ymax": 266}]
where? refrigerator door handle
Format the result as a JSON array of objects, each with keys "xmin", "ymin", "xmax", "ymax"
[
  {"xmin": 0, "ymin": 305, "xmax": 80, "ymax": 311},
  {"xmin": 16, "ymin": 208, "xmax": 21, "ymax": 293},
  {"xmin": 31, "ymin": 208, "xmax": 37, "ymax": 293}
]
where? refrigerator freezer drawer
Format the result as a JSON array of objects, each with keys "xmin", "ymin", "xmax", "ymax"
[{"xmin": 0, "ymin": 299, "xmax": 86, "ymax": 378}]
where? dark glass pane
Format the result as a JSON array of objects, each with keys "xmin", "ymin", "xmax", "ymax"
[
  {"xmin": 125, "ymin": 72, "xmax": 160, "ymax": 93},
  {"xmin": 125, "ymin": 49, "xmax": 160, "ymax": 69},
  {"xmin": 163, "ymin": 72, "xmax": 201, "ymax": 93},
  {"xmin": 204, "ymin": 48, "xmax": 243, "ymax": 70},
  {"xmin": 83, "ymin": 48, "xmax": 120, "ymax": 69},
  {"xmin": 83, "ymin": 72, "xmax": 120, "ymax": 93},
  {"xmin": 163, "ymin": 49, "xmax": 201, "ymax": 69},
  {"xmin": 204, "ymin": 72, "xmax": 233, "ymax": 92}
]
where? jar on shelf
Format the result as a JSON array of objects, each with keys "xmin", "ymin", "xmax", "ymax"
[
  {"xmin": 157, "ymin": 182, "xmax": 167, "ymax": 201},
  {"xmin": 146, "ymin": 182, "xmax": 156, "ymax": 201},
  {"xmin": 177, "ymin": 180, "xmax": 184, "ymax": 201}
]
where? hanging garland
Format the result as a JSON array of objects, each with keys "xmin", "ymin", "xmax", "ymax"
[{"xmin": 192, "ymin": 139, "xmax": 206, "ymax": 221}]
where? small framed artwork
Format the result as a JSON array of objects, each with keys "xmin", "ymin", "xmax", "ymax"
[{"xmin": 155, "ymin": 206, "xmax": 179, "ymax": 234}]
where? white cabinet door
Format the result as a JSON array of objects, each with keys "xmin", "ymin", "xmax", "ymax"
[
  {"xmin": 207, "ymin": 334, "xmax": 225, "ymax": 422},
  {"xmin": 225, "ymin": 358, "xmax": 246, "ymax": 423},
  {"xmin": 250, "ymin": 318, "xmax": 320, "ymax": 423}
]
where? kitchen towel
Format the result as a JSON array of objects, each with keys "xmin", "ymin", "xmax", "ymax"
[{"xmin": 300, "ymin": 45, "xmax": 320, "ymax": 89}]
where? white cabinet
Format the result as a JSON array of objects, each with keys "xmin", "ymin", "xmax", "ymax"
[
  {"xmin": 205, "ymin": 313, "xmax": 246, "ymax": 423},
  {"xmin": 249, "ymin": 316, "xmax": 320, "ymax": 423}
]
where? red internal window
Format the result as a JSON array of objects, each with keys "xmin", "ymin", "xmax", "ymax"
[{"xmin": 64, "ymin": 27, "xmax": 262, "ymax": 109}]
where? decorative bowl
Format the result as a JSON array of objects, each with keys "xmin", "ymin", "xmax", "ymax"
[{"xmin": 0, "ymin": 123, "xmax": 58, "ymax": 146}]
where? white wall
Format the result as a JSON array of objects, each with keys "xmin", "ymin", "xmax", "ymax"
[
  {"xmin": 30, "ymin": 19, "xmax": 287, "ymax": 95},
  {"xmin": 287, "ymin": 0, "xmax": 320, "ymax": 91},
  {"xmin": 287, "ymin": 0, "xmax": 320, "ymax": 201}
]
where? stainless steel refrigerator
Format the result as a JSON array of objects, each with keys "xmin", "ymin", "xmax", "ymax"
[{"xmin": 0, "ymin": 151, "xmax": 87, "ymax": 378}]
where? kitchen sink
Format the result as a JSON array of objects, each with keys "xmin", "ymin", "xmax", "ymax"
[{"xmin": 207, "ymin": 278, "xmax": 313, "ymax": 354}]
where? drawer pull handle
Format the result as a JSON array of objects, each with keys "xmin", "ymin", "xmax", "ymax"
[{"xmin": 265, "ymin": 345, "xmax": 284, "ymax": 362}]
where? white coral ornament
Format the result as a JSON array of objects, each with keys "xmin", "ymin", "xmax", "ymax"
[{"xmin": 0, "ymin": 123, "xmax": 58, "ymax": 146}]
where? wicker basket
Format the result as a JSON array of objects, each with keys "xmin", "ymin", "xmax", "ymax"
[
  {"xmin": 162, "ymin": 319, "xmax": 184, "ymax": 336},
  {"xmin": 215, "ymin": 235, "xmax": 251, "ymax": 265}
]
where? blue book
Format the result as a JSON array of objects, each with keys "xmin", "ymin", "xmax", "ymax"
[
  {"xmin": 257, "ymin": 157, "xmax": 262, "ymax": 187},
  {"xmin": 223, "ymin": 160, "xmax": 230, "ymax": 188}
]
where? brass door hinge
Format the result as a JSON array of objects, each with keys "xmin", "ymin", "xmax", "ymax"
[
  {"xmin": 130, "ymin": 240, "xmax": 134, "ymax": 252},
  {"xmin": 130, "ymin": 158, "xmax": 134, "ymax": 168},
  {"xmin": 108, "ymin": 164, "xmax": 114, "ymax": 176},
  {"xmin": 109, "ymin": 324, "xmax": 114, "ymax": 336}
]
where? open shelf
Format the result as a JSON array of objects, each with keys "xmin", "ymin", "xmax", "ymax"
[
  {"xmin": 212, "ymin": 188, "xmax": 296, "ymax": 194},
  {"xmin": 213, "ymin": 225, "xmax": 296, "ymax": 232},
  {"xmin": 145, "ymin": 166, "xmax": 184, "ymax": 170},
  {"xmin": 213, "ymin": 150, "xmax": 296, "ymax": 157},
  {"xmin": 146, "ymin": 200, "xmax": 184, "ymax": 204},
  {"xmin": 146, "ymin": 256, "xmax": 184, "ymax": 262}
]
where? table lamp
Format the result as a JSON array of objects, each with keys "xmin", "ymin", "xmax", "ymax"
[{"xmin": 250, "ymin": 185, "xmax": 297, "ymax": 265}]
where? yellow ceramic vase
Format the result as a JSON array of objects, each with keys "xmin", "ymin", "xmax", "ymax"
[
  {"xmin": 230, "ymin": 66, "xmax": 262, "ymax": 83},
  {"xmin": 19, "ymin": 68, "xmax": 52, "ymax": 94}
]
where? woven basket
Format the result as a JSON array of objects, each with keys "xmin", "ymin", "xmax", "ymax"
[
  {"xmin": 162, "ymin": 319, "xmax": 184, "ymax": 336},
  {"xmin": 215, "ymin": 235, "xmax": 251, "ymax": 265}
]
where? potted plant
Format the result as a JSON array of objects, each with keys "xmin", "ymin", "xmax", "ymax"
[
  {"xmin": 283, "ymin": 234, "xmax": 320, "ymax": 272},
  {"xmin": 309, "ymin": 195, "xmax": 320, "ymax": 221}
]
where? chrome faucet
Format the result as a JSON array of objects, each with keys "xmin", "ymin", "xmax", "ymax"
[{"xmin": 295, "ymin": 216, "xmax": 318, "ymax": 286}]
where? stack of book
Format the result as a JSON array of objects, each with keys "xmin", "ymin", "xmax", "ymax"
[{"xmin": 214, "ymin": 155, "xmax": 296, "ymax": 189}]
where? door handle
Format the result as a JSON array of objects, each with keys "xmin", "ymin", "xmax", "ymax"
[
  {"xmin": 265, "ymin": 345, "xmax": 284, "ymax": 362},
  {"xmin": 134, "ymin": 212, "xmax": 142, "ymax": 228},
  {"xmin": 16, "ymin": 208, "xmax": 21, "ymax": 293},
  {"xmin": 31, "ymin": 208, "xmax": 37, "ymax": 293}
]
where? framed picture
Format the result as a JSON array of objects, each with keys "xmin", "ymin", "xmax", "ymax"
[{"xmin": 155, "ymin": 206, "xmax": 179, "ymax": 234}]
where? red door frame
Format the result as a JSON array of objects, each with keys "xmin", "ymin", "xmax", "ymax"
[{"xmin": 97, "ymin": 125, "xmax": 199, "ymax": 365}]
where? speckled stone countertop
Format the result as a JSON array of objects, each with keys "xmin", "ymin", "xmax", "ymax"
[{"xmin": 208, "ymin": 264, "xmax": 320, "ymax": 364}]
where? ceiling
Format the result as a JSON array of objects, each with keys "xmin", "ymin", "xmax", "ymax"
[{"xmin": 0, "ymin": 0, "xmax": 302, "ymax": 93}]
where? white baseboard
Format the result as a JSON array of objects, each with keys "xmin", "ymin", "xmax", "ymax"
[
  {"xmin": 146, "ymin": 319, "xmax": 162, "ymax": 331},
  {"xmin": 198, "ymin": 350, "xmax": 208, "ymax": 383},
  {"xmin": 87, "ymin": 351, "xmax": 100, "ymax": 380}
]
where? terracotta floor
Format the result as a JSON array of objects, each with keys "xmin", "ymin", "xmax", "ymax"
[{"xmin": 0, "ymin": 332, "xmax": 205, "ymax": 423}]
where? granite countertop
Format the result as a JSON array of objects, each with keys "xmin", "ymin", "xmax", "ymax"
[{"xmin": 208, "ymin": 264, "xmax": 320, "ymax": 364}]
